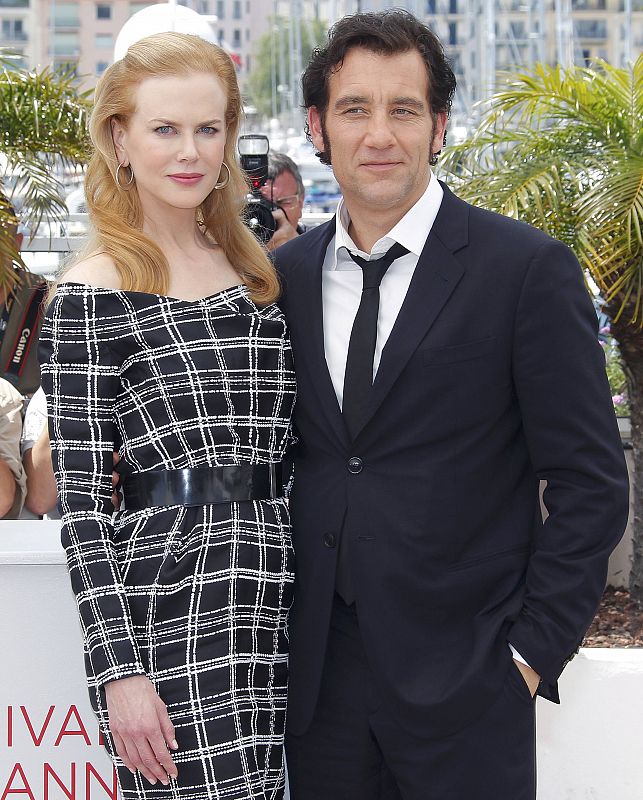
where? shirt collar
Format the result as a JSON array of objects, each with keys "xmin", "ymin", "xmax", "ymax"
[{"xmin": 331, "ymin": 173, "xmax": 444, "ymax": 267}]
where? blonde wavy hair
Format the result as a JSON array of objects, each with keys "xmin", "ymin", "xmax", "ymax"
[{"xmin": 57, "ymin": 32, "xmax": 279, "ymax": 305}]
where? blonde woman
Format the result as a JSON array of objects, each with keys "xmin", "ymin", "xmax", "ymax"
[{"xmin": 39, "ymin": 33, "xmax": 295, "ymax": 799}]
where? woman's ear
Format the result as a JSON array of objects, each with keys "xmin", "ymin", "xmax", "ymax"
[{"xmin": 111, "ymin": 118, "xmax": 127, "ymax": 164}]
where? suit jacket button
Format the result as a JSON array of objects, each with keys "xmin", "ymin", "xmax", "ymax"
[
  {"xmin": 323, "ymin": 532, "xmax": 337, "ymax": 548},
  {"xmin": 348, "ymin": 457, "xmax": 363, "ymax": 474}
]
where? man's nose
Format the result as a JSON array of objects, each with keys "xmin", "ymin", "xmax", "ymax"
[{"xmin": 364, "ymin": 111, "xmax": 395, "ymax": 147}]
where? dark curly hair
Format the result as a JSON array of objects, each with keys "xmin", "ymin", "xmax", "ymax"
[{"xmin": 302, "ymin": 10, "xmax": 457, "ymax": 166}]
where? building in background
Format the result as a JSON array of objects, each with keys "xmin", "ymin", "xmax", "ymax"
[
  {"xmin": 1, "ymin": 0, "xmax": 641, "ymax": 122},
  {"xmin": 1, "ymin": 0, "xmax": 272, "ymax": 91}
]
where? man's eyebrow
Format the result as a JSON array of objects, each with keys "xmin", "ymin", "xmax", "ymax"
[
  {"xmin": 333, "ymin": 95, "xmax": 370, "ymax": 110},
  {"xmin": 333, "ymin": 96, "xmax": 426, "ymax": 110},
  {"xmin": 390, "ymin": 97, "xmax": 426, "ymax": 110}
]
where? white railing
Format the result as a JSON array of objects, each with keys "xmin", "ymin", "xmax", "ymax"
[{"xmin": 20, "ymin": 212, "xmax": 333, "ymax": 277}]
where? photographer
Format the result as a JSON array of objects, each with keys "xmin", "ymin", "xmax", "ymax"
[
  {"xmin": 0, "ymin": 191, "xmax": 47, "ymax": 397},
  {"xmin": 260, "ymin": 152, "xmax": 306, "ymax": 251}
]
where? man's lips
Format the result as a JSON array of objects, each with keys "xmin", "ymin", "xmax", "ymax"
[{"xmin": 360, "ymin": 161, "xmax": 401, "ymax": 170}]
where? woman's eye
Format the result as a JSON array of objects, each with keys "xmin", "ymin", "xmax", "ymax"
[
  {"xmin": 199, "ymin": 126, "xmax": 218, "ymax": 135},
  {"xmin": 155, "ymin": 125, "xmax": 173, "ymax": 135}
]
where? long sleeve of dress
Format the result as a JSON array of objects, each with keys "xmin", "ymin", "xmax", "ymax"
[{"xmin": 39, "ymin": 290, "xmax": 145, "ymax": 686}]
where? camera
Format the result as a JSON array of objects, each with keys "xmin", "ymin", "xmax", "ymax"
[{"xmin": 239, "ymin": 134, "xmax": 278, "ymax": 244}]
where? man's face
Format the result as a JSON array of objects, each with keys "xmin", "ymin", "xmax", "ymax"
[
  {"xmin": 308, "ymin": 47, "xmax": 447, "ymax": 222},
  {"xmin": 261, "ymin": 170, "xmax": 304, "ymax": 229}
]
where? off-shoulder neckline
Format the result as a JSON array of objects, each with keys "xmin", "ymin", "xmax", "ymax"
[{"xmin": 56, "ymin": 280, "xmax": 248, "ymax": 305}]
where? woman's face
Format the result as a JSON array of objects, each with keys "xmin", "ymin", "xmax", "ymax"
[{"xmin": 112, "ymin": 71, "xmax": 228, "ymax": 216}]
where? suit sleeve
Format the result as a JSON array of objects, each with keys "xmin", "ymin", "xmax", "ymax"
[
  {"xmin": 506, "ymin": 239, "xmax": 629, "ymax": 697},
  {"xmin": 39, "ymin": 291, "xmax": 146, "ymax": 686}
]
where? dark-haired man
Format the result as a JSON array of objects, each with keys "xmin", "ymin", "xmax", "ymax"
[
  {"xmin": 275, "ymin": 9, "xmax": 628, "ymax": 799},
  {"xmin": 261, "ymin": 151, "xmax": 306, "ymax": 251}
]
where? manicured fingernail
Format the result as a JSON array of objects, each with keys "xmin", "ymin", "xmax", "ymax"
[
  {"xmin": 170, "ymin": 772, "xmax": 178, "ymax": 780},
  {"xmin": 128, "ymin": 768, "xmax": 136, "ymax": 775},
  {"xmin": 148, "ymin": 779, "xmax": 157, "ymax": 785},
  {"xmin": 171, "ymin": 738, "xmax": 179, "ymax": 750}
]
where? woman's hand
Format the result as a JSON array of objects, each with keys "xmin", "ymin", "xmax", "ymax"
[{"xmin": 105, "ymin": 674, "xmax": 178, "ymax": 784}]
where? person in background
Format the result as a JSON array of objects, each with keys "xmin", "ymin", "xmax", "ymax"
[
  {"xmin": 0, "ymin": 192, "xmax": 47, "ymax": 397},
  {"xmin": 261, "ymin": 152, "xmax": 306, "ymax": 251},
  {"xmin": 21, "ymin": 386, "xmax": 59, "ymax": 518},
  {"xmin": 0, "ymin": 376, "xmax": 27, "ymax": 518}
]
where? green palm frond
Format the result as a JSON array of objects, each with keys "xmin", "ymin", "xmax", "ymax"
[
  {"xmin": 0, "ymin": 51, "xmax": 91, "ymax": 285},
  {"xmin": 443, "ymin": 53, "xmax": 643, "ymax": 328}
]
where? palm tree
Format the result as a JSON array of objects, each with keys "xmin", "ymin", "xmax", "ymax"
[
  {"xmin": 441, "ymin": 55, "xmax": 643, "ymax": 602},
  {"xmin": 0, "ymin": 53, "xmax": 90, "ymax": 292}
]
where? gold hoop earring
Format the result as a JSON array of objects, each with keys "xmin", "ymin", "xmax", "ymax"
[
  {"xmin": 115, "ymin": 162, "xmax": 134, "ymax": 190},
  {"xmin": 214, "ymin": 162, "xmax": 230, "ymax": 190}
]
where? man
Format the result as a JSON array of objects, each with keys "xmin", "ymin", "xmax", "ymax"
[
  {"xmin": 275, "ymin": 10, "xmax": 629, "ymax": 799},
  {"xmin": 261, "ymin": 151, "xmax": 306, "ymax": 250},
  {"xmin": 0, "ymin": 192, "xmax": 47, "ymax": 396}
]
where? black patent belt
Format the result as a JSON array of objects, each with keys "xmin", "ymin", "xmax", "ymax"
[{"xmin": 121, "ymin": 464, "xmax": 283, "ymax": 510}]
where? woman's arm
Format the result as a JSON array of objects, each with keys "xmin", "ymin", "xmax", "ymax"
[{"xmin": 39, "ymin": 288, "xmax": 177, "ymax": 784}]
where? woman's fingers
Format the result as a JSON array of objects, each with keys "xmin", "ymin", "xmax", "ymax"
[
  {"xmin": 157, "ymin": 698, "xmax": 179, "ymax": 754},
  {"xmin": 148, "ymin": 729, "xmax": 178, "ymax": 782},
  {"xmin": 134, "ymin": 733, "xmax": 173, "ymax": 785},
  {"xmin": 112, "ymin": 731, "xmax": 136, "ymax": 774},
  {"xmin": 126, "ymin": 736, "xmax": 164, "ymax": 785},
  {"xmin": 105, "ymin": 674, "xmax": 177, "ymax": 784}
]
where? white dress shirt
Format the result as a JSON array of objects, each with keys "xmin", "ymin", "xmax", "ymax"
[
  {"xmin": 322, "ymin": 174, "xmax": 443, "ymax": 409},
  {"xmin": 320, "ymin": 173, "xmax": 533, "ymax": 675}
]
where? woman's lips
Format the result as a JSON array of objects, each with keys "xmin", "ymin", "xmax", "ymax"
[{"xmin": 168, "ymin": 174, "xmax": 204, "ymax": 185}]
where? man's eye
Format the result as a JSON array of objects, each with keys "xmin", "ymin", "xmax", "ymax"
[
  {"xmin": 393, "ymin": 108, "xmax": 413, "ymax": 116},
  {"xmin": 155, "ymin": 125, "xmax": 173, "ymax": 135},
  {"xmin": 345, "ymin": 108, "xmax": 365, "ymax": 115}
]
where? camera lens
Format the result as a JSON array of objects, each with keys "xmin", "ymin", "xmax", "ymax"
[{"xmin": 242, "ymin": 197, "xmax": 278, "ymax": 243}]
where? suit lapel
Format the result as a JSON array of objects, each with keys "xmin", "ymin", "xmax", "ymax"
[
  {"xmin": 284, "ymin": 219, "xmax": 349, "ymax": 447},
  {"xmin": 353, "ymin": 185, "xmax": 470, "ymax": 439}
]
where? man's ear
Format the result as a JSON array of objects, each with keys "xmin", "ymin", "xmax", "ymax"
[
  {"xmin": 431, "ymin": 111, "xmax": 448, "ymax": 156},
  {"xmin": 15, "ymin": 232, "xmax": 23, "ymax": 253},
  {"xmin": 111, "ymin": 117, "xmax": 128, "ymax": 165},
  {"xmin": 308, "ymin": 106, "xmax": 325, "ymax": 155}
]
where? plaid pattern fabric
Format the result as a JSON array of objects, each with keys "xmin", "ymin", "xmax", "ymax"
[{"xmin": 39, "ymin": 282, "xmax": 296, "ymax": 799}]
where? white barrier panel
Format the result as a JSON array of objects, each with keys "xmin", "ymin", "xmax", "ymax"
[
  {"xmin": 537, "ymin": 648, "xmax": 643, "ymax": 799},
  {"xmin": 1, "ymin": 521, "xmax": 642, "ymax": 799},
  {"xmin": 0, "ymin": 522, "xmax": 117, "ymax": 800}
]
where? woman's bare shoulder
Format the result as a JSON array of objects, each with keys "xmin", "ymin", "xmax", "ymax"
[{"xmin": 60, "ymin": 253, "xmax": 121, "ymax": 290}]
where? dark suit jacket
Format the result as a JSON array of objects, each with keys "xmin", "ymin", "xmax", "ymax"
[{"xmin": 275, "ymin": 183, "xmax": 629, "ymax": 738}]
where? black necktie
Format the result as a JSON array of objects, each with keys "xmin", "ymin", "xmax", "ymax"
[
  {"xmin": 342, "ymin": 242, "xmax": 409, "ymax": 439},
  {"xmin": 336, "ymin": 241, "xmax": 408, "ymax": 606}
]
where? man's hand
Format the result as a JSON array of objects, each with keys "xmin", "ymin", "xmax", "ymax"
[
  {"xmin": 513, "ymin": 659, "xmax": 540, "ymax": 697},
  {"xmin": 267, "ymin": 208, "xmax": 299, "ymax": 251},
  {"xmin": 105, "ymin": 674, "xmax": 178, "ymax": 784},
  {"xmin": 112, "ymin": 452, "xmax": 121, "ymax": 510}
]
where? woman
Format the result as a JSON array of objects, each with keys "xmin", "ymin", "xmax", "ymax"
[{"xmin": 39, "ymin": 33, "xmax": 296, "ymax": 799}]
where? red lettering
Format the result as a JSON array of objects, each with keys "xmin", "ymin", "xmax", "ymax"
[
  {"xmin": 97, "ymin": 728, "xmax": 104, "ymax": 747},
  {"xmin": 20, "ymin": 706, "xmax": 55, "ymax": 747},
  {"xmin": 1, "ymin": 764, "xmax": 36, "ymax": 800},
  {"xmin": 7, "ymin": 706, "xmax": 12, "ymax": 747},
  {"xmin": 84, "ymin": 764, "xmax": 117, "ymax": 800},
  {"xmin": 55, "ymin": 707, "xmax": 91, "ymax": 747},
  {"xmin": 44, "ymin": 764, "xmax": 76, "ymax": 800}
]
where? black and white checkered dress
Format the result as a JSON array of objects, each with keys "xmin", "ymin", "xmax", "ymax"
[{"xmin": 39, "ymin": 281, "xmax": 296, "ymax": 800}]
